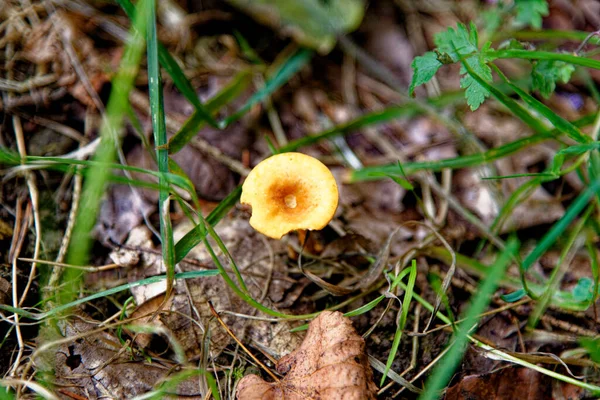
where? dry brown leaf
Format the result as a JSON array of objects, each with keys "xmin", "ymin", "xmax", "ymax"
[{"xmin": 236, "ymin": 311, "xmax": 377, "ymax": 400}]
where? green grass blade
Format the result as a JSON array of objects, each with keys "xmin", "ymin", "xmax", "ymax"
[
  {"xmin": 350, "ymin": 113, "xmax": 596, "ymax": 182},
  {"xmin": 0, "ymin": 270, "xmax": 219, "ymax": 320},
  {"xmin": 418, "ymin": 238, "xmax": 519, "ymax": 400},
  {"xmin": 352, "ymin": 132, "xmax": 551, "ymax": 181},
  {"xmin": 280, "ymin": 104, "xmax": 418, "ymax": 152},
  {"xmin": 220, "ymin": 48, "xmax": 313, "ymax": 127},
  {"xmin": 167, "ymin": 70, "xmax": 253, "ymax": 154},
  {"xmin": 491, "ymin": 66, "xmax": 591, "ymax": 144},
  {"xmin": 147, "ymin": 0, "xmax": 176, "ymax": 294},
  {"xmin": 174, "ymin": 185, "xmax": 241, "ymax": 263},
  {"xmin": 527, "ymin": 205, "xmax": 592, "ymax": 328},
  {"xmin": 458, "ymin": 64, "xmax": 549, "ymax": 134},
  {"xmin": 381, "ymin": 260, "xmax": 418, "ymax": 385},
  {"xmin": 62, "ymin": 0, "xmax": 151, "ymax": 306},
  {"xmin": 493, "ymin": 29, "xmax": 600, "ymax": 45},
  {"xmin": 463, "ymin": 59, "xmax": 589, "ymax": 144},
  {"xmin": 521, "ymin": 176, "xmax": 600, "ymax": 272},
  {"xmin": 492, "ymin": 49, "xmax": 600, "ymax": 70},
  {"xmin": 116, "ymin": 0, "xmax": 218, "ymax": 128},
  {"xmin": 157, "ymin": 43, "xmax": 218, "ymax": 127}
]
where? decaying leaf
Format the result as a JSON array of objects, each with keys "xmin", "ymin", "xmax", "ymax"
[
  {"xmin": 47, "ymin": 319, "xmax": 207, "ymax": 399},
  {"xmin": 236, "ymin": 311, "xmax": 377, "ymax": 400}
]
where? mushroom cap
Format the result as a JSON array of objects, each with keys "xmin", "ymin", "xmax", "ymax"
[{"xmin": 241, "ymin": 152, "xmax": 339, "ymax": 239}]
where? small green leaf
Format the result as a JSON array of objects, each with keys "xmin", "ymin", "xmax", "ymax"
[
  {"xmin": 409, "ymin": 52, "xmax": 443, "ymax": 96},
  {"xmin": 460, "ymin": 56, "xmax": 492, "ymax": 110},
  {"xmin": 532, "ymin": 59, "xmax": 575, "ymax": 98},
  {"xmin": 514, "ymin": 0, "xmax": 549, "ymax": 29},
  {"xmin": 434, "ymin": 22, "xmax": 479, "ymax": 62},
  {"xmin": 558, "ymin": 142, "xmax": 600, "ymax": 155},
  {"xmin": 434, "ymin": 22, "xmax": 492, "ymax": 110},
  {"xmin": 572, "ymin": 277, "xmax": 594, "ymax": 302},
  {"xmin": 501, "ymin": 289, "xmax": 526, "ymax": 302},
  {"xmin": 580, "ymin": 337, "xmax": 600, "ymax": 364}
]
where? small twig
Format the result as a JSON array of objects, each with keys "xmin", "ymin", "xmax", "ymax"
[
  {"xmin": 575, "ymin": 30, "xmax": 600, "ymax": 55},
  {"xmin": 13, "ymin": 115, "xmax": 41, "ymax": 308},
  {"xmin": 20, "ymin": 258, "xmax": 120, "ymax": 273},
  {"xmin": 208, "ymin": 301, "xmax": 280, "ymax": 383},
  {"xmin": 7, "ymin": 197, "xmax": 27, "ymax": 378},
  {"xmin": 0, "ymin": 75, "xmax": 57, "ymax": 93}
]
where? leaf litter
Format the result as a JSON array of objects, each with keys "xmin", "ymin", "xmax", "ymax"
[
  {"xmin": 236, "ymin": 311, "xmax": 377, "ymax": 399},
  {"xmin": 2, "ymin": 0, "xmax": 600, "ymax": 399}
]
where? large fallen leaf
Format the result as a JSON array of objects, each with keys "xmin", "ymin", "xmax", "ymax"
[
  {"xmin": 226, "ymin": 0, "xmax": 364, "ymax": 53},
  {"xmin": 236, "ymin": 311, "xmax": 377, "ymax": 399}
]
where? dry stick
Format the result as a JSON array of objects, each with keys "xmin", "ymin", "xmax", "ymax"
[
  {"xmin": 13, "ymin": 117, "xmax": 42, "ymax": 310},
  {"xmin": 20, "ymin": 258, "xmax": 120, "ymax": 273},
  {"xmin": 208, "ymin": 301, "xmax": 280, "ymax": 383},
  {"xmin": 392, "ymin": 345, "xmax": 453, "ymax": 398},
  {"xmin": 6, "ymin": 197, "xmax": 27, "ymax": 378}
]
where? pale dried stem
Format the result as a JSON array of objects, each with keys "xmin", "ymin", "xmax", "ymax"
[
  {"xmin": 13, "ymin": 116, "xmax": 42, "ymax": 310},
  {"xmin": 208, "ymin": 302, "xmax": 280, "ymax": 383},
  {"xmin": 7, "ymin": 197, "xmax": 27, "ymax": 379}
]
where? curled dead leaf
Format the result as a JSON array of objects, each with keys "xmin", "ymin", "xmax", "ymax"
[{"xmin": 236, "ymin": 311, "xmax": 377, "ymax": 400}]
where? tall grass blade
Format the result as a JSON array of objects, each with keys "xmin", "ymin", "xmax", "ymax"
[
  {"xmin": 220, "ymin": 48, "xmax": 313, "ymax": 127},
  {"xmin": 62, "ymin": 0, "xmax": 151, "ymax": 305},
  {"xmin": 418, "ymin": 238, "xmax": 519, "ymax": 400},
  {"xmin": 147, "ymin": 0, "xmax": 176, "ymax": 295},
  {"xmin": 381, "ymin": 260, "xmax": 418, "ymax": 385},
  {"xmin": 0, "ymin": 270, "xmax": 219, "ymax": 320},
  {"xmin": 116, "ymin": 0, "xmax": 218, "ymax": 128}
]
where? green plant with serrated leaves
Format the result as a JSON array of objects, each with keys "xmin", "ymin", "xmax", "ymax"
[{"xmin": 409, "ymin": 1, "xmax": 590, "ymax": 111}]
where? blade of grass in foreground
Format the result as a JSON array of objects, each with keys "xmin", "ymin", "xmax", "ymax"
[
  {"xmin": 488, "ymin": 64, "xmax": 590, "ymax": 144},
  {"xmin": 418, "ymin": 238, "xmax": 519, "ymax": 400},
  {"xmin": 167, "ymin": 70, "xmax": 253, "ymax": 154},
  {"xmin": 61, "ymin": 0, "xmax": 151, "ymax": 306},
  {"xmin": 0, "ymin": 270, "xmax": 219, "ymax": 321},
  {"xmin": 116, "ymin": 0, "xmax": 218, "ymax": 128},
  {"xmin": 174, "ymin": 185, "xmax": 241, "ymax": 263},
  {"xmin": 491, "ymin": 49, "xmax": 600, "ymax": 70},
  {"xmin": 381, "ymin": 260, "xmax": 418, "ymax": 385},
  {"xmin": 504, "ymin": 175, "xmax": 600, "ymax": 302},
  {"xmin": 147, "ymin": 0, "xmax": 175, "ymax": 296},
  {"xmin": 350, "ymin": 113, "xmax": 596, "ymax": 182},
  {"xmin": 220, "ymin": 48, "xmax": 313, "ymax": 127}
]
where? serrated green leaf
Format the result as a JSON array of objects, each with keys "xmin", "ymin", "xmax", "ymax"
[
  {"xmin": 434, "ymin": 22, "xmax": 478, "ymax": 62},
  {"xmin": 514, "ymin": 0, "xmax": 549, "ymax": 29},
  {"xmin": 435, "ymin": 22, "xmax": 492, "ymax": 110},
  {"xmin": 580, "ymin": 337, "xmax": 600, "ymax": 363},
  {"xmin": 460, "ymin": 56, "xmax": 492, "ymax": 110},
  {"xmin": 409, "ymin": 52, "xmax": 443, "ymax": 96},
  {"xmin": 532, "ymin": 59, "xmax": 575, "ymax": 98}
]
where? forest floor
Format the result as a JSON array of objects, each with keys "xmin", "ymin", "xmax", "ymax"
[{"xmin": 1, "ymin": 0, "xmax": 600, "ymax": 399}]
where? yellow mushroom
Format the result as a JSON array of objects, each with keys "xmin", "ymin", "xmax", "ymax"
[{"xmin": 241, "ymin": 152, "xmax": 339, "ymax": 239}]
